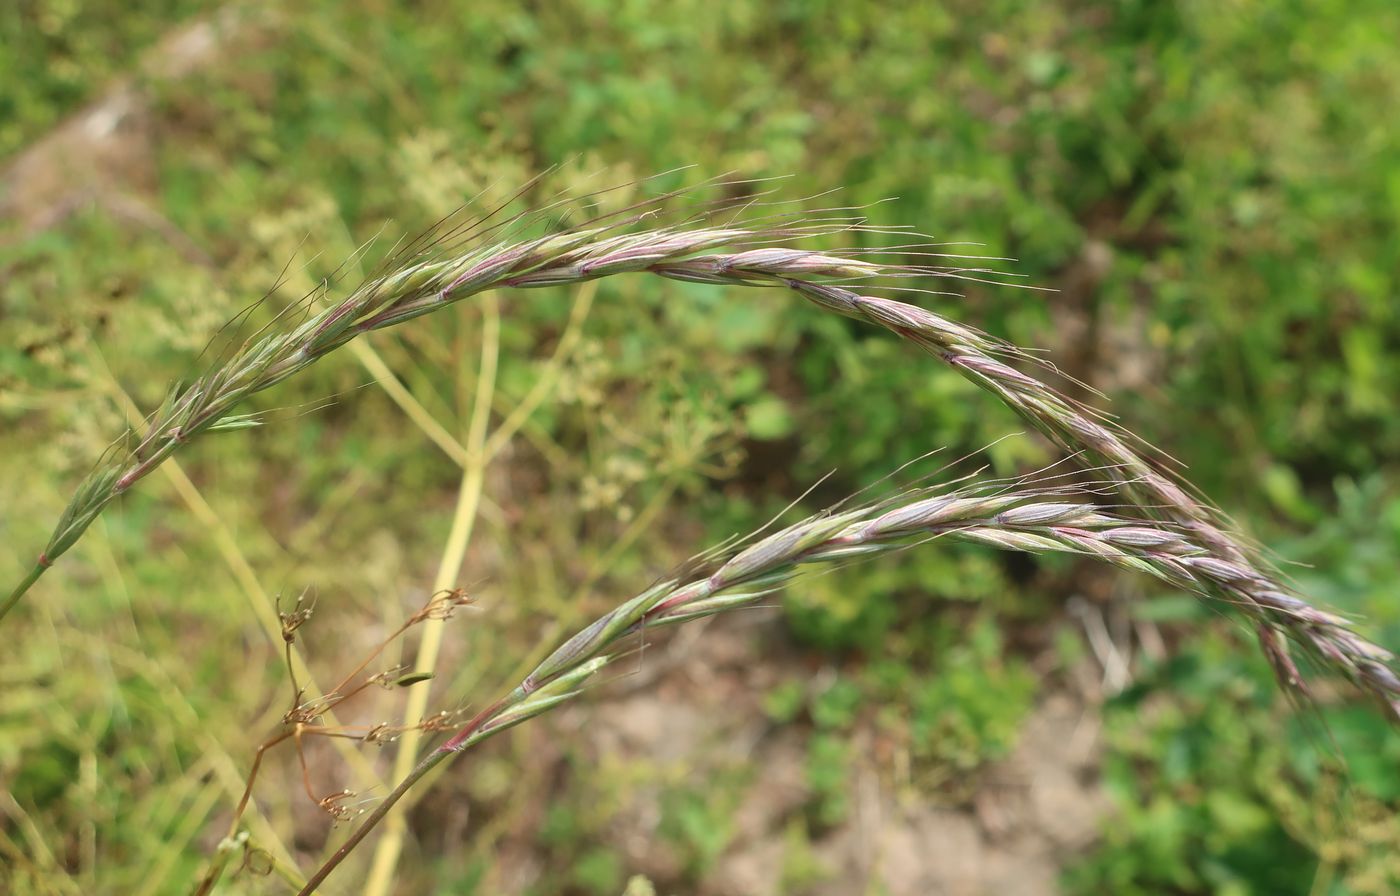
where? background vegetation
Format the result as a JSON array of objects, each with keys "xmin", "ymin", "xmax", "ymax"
[{"xmin": 2, "ymin": 1, "xmax": 1398, "ymax": 893}]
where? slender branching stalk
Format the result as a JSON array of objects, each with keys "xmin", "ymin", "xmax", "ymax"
[
  {"xmin": 191, "ymin": 588, "xmax": 475, "ymax": 895},
  {"xmin": 363, "ymin": 292, "xmax": 501, "ymax": 896}
]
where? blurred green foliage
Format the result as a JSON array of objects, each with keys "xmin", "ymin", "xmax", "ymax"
[
  {"xmin": 2, "ymin": 0, "xmax": 1399, "ymax": 894},
  {"xmin": 0, "ymin": 0, "xmax": 210, "ymax": 156}
]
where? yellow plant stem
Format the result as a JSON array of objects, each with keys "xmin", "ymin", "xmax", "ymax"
[
  {"xmin": 390, "ymin": 473, "xmax": 683, "ymax": 870},
  {"xmin": 359, "ymin": 282, "xmax": 595, "ymax": 893},
  {"xmin": 94, "ymin": 358, "xmax": 387, "ymax": 795},
  {"xmin": 347, "ymin": 338, "xmax": 471, "ymax": 467},
  {"xmin": 292, "ymin": 249, "xmax": 473, "ymax": 469},
  {"xmin": 481, "ymin": 280, "xmax": 597, "ymax": 462},
  {"xmin": 362, "ymin": 294, "xmax": 500, "ymax": 896}
]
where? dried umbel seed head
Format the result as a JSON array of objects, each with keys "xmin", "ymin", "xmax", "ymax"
[
  {"xmin": 362, "ymin": 723, "xmax": 398, "ymax": 745},
  {"xmin": 278, "ymin": 591, "xmax": 316, "ymax": 643},
  {"xmin": 283, "ymin": 698, "xmax": 328, "ymax": 726},
  {"xmin": 417, "ymin": 587, "xmax": 474, "ymax": 621},
  {"xmin": 418, "ymin": 709, "xmax": 463, "ymax": 732},
  {"xmin": 318, "ymin": 790, "xmax": 366, "ymax": 822}
]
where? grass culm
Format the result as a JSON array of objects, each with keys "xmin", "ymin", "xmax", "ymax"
[{"xmin": 6, "ymin": 178, "xmax": 1398, "ymax": 891}]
